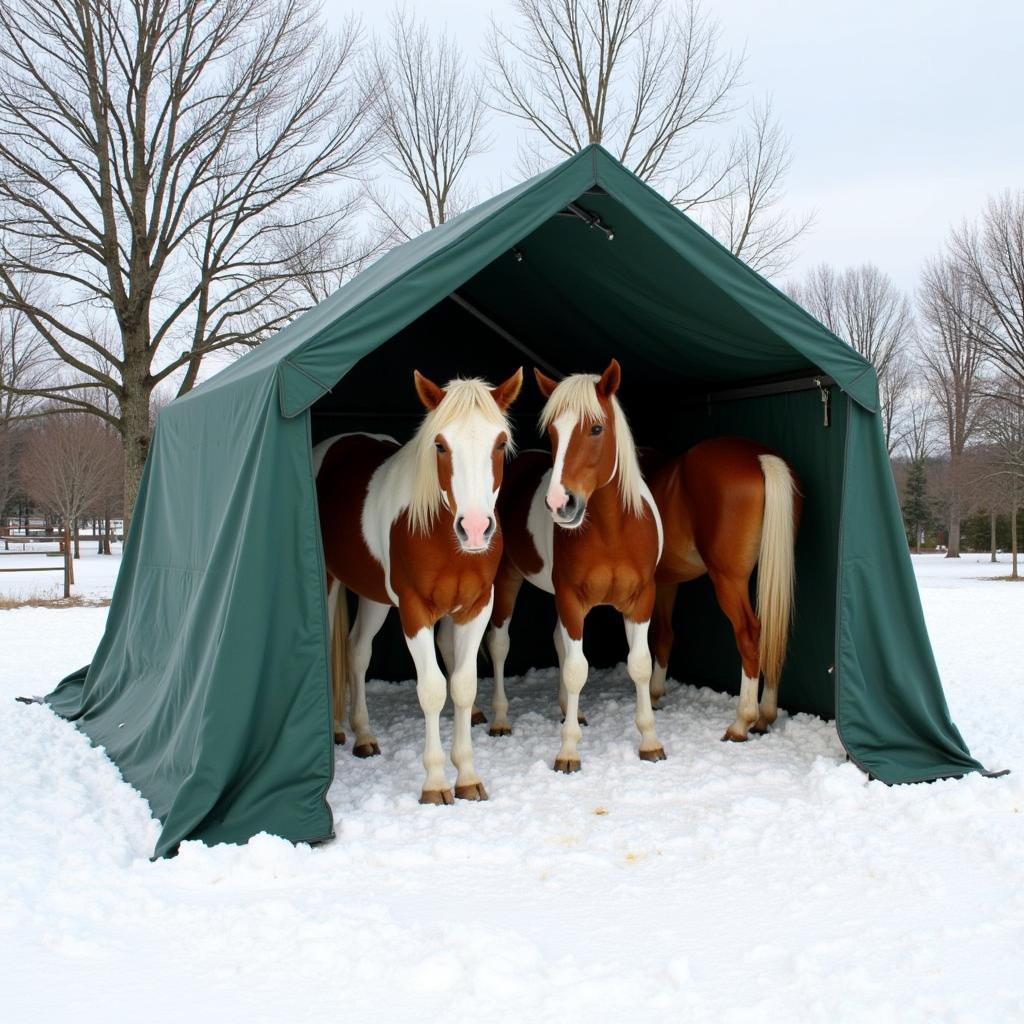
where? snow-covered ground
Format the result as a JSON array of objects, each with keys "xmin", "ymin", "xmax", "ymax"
[{"xmin": 1, "ymin": 554, "xmax": 1022, "ymax": 1023}]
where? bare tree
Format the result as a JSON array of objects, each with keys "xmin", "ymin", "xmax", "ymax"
[
  {"xmin": 0, "ymin": 291, "xmax": 48, "ymax": 517},
  {"xmin": 488, "ymin": 0, "xmax": 740, "ymax": 198},
  {"xmin": 0, "ymin": 0, "xmax": 377, "ymax": 526},
  {"xmin": 19, "ymin": 413, "xmax": 122, "ymax": 559},
  {"xmin": 367, "ymin": 6, "xmax": 489, "ymax": 238},
  {"xmin": 951, "ymin": 191, "xmax": 1024, "ymax": 404},
  {"xmin": 703, "ymin": 99, "xmax": 814, "ymax": 277},
  {"xmin": 918, "ymin": 255, "xmax": 989, "ymax": 557},
  {"xmin": 790, "ymin": 263, "xmax": 915, "ymax": 452}
]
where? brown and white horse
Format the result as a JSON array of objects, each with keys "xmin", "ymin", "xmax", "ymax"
[
  {"xmin": 315, "ymin": 370, "xmax": 522, "ymax": 804},
  {"xmin": 645, "ymin": 437, "xmax": 801, "ymax": 741},
  {"xmin": 485, "ymin": 360, "xmax": 666, "ymax": 771}
]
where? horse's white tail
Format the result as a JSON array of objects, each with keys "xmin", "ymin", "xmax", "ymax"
[
  {"xmin": 328, "ymin": 580, "xmax": 350, "ymax": 739},
  {"xmin": 756, "ymin": 454, "xmax": 798, "ymax": 688}
]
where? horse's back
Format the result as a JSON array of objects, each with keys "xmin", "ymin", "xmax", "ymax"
[
  {"xmin": 653, "ymin": 437, "xmax": 781, "ymax": 582},
  {"xmin": 317, "ymin": 433, "xmax": 399, "ymax": 604}
]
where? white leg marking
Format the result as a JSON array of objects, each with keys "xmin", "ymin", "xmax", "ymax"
[
  {"xmin": 756, "ymin": 680, "xmax": 779, "ymax": 732},
  {"xmin": 486, "ymin": 620, "xmax": 512, "ymax": 733},
  {"xmin": 406, "ymin": 626, "xmax": 450, "ymax": 798},
  {"xmin": 553, "ymin": 623, "xmax": 568, "ymax": 716},
  {"xmin": 349, "ymin": 597, "xmax": 390, "ymax": 752},
  {"xmin": 624, "ymin": 618, "xmax": 663, "ymax": 758},
  {"xmin": 555, "ymin": 621, "xmax": 588, "ymax": 770},
  {"xmin": 725, "ymin": 671, "xmax": 761, "ymax": 741},
  {"xmin": 450, "ymin": 593, "xmax": 494, "ymax": 795}
]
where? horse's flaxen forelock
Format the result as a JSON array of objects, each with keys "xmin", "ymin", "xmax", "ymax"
[
  {"xmin": 404, "ymin": 378, "xmax": 514, "ymax": 534},
  {"xmin": 538, "ymin": 374, "xmax": 645, "ymax": 516}
]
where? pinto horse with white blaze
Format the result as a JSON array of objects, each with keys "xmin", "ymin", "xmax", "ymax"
[
  {"xmin": 485, "ymin": 360, "xmax": 666, "ymax": 771},
  {"xmin": 645, "ymin": 437, "xmax": 801, "ymax": 741},
  {"xmin": 315, "ymin": 369, "xmax": 522, "ymax": 804}
]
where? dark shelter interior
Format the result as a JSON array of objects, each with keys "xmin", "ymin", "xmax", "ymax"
[{"xmin": 311, "ymin": 188, "xmax": 844, "ymax": 719}]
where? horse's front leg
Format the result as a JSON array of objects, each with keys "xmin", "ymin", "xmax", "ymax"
[
  {"xmin": 401, "ymin": 602, "xmax": 453, "ymax": 805},
  {"xmin": 624, "ymin": 609, "xmax": 666, "ymax": 762},
  {"xmin": 553, "ymin": 594, "xmax": 588, "ymax": 773},
  {"xmin": 449, "ymin": 591, "xmax": 494, "ymax": 800}
]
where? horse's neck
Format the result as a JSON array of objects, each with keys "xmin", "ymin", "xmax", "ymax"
[{"xmin": 587, "ymin": 470, "xmax": 627, "ymax": 521}]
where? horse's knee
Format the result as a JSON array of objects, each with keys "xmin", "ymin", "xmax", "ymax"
[
  {"xmin": 417, "ymin": 672, "xmax": 447, "ymax": 715},
  {"xmin": 449, "ymin": 669, "xmax": 477, "ymax": 708},
  {"xmin": 563, "ymin": 654, "xmax": 588, "ymax": 693},
  {"xmin": 627, "ymin": 648, "xmax": 653, "ymax": 685}
]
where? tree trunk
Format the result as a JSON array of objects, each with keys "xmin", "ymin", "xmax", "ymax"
[
  {"xmin": 73, "ymin": 520, "xmax": 80, "ymax": 559},
  {"xmin": 991, "ymin": 510, "xmax": 997, "ymax": 563},
  {"xmin": 945, "ymin": 485, "xmax": 961, "ymax": 558},
  {"xmin": 121, "ymin": 384, "xmax": 153, "ymax": 537},
  {"xmin": 1012, "ymin": 478, "xmax": 1019, "ymax": 581}
]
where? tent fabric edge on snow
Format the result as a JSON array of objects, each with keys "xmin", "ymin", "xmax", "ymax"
[{"xmin": 44, "ymin": 144, "xmax": 987, "ymax": 858}]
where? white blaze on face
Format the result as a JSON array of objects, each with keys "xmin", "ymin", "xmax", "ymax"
[
  {"xmin": 443, "ymin": 409, "xmax": 503, "ymax": 551},
  {"xmin": 546, "ymin": 411, "xmax": 577, "ymax": 513}
]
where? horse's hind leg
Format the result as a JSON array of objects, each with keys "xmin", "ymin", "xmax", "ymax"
[
  {"xmin": 450, "ymin": 593, "xmax": 494, "ymax": 800},
  {"xmin": 649, "ymin": 583, "xmax": 679, "ymax": 708},
  {"xmin": 485, "ymin": 564, "xmax": 523, "ymax": 736},
  {"xmin": 709, "ymin": 571, "xmax": 762, "ymax": 742},
  {"xmin": 349, "ymin": 596, "xmax": 390, "ymax": 758}
]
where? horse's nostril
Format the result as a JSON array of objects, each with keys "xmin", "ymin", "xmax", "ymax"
[
  {"xmin": 455, "ymin": 517, "xmax": 468, "ymax": 541},
  {"xmin": 484, "ymin": 517, "xmax": 496, "ymax": 539}
]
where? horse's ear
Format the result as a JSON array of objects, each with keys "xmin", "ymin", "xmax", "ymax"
[
  {"xmin": 596, "ymin": 358, "xmax": 621, "ymax": 398},
  {"xmin": 534, "ymin": 367, "xmax": 558, "ymax": 398},
  {"xmin": 491, "ymin": 367, "xmax": 523, "ymax": 411},
  {"xmin": 413, "ymin": 370, "xmax": 445, "ymax": 411}
]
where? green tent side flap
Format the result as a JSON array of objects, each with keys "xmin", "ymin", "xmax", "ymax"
[
  {"xmin": 43, "ymin": 145, "xmax": 985, "ymax": 857},
  {"xmin": 48, "ymin": 376, "xmax": 335, "ymax": 857},
  {"xmin": 835, "ymin": 395, "xmax": 983, "ymax": 782}
]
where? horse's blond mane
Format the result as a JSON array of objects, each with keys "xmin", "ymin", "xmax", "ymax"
[
  {"xmin": 538, "ymin": 374, "xmax": 645, "ymax": 516},
  {"xmin": 399, "ymin": 378, "xmax": 513, "ymax": 534}
]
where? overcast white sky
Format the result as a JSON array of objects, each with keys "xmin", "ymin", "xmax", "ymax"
[{"xmin": 324, "ymin": 0, "xmax": 1024, "ymax": 294}]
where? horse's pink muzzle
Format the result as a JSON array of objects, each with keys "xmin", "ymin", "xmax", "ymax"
[{"xmin": 455, "ymin": 508, "xmax": 495, "ymax": 551}]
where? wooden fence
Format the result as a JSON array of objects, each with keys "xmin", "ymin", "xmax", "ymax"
[{"xmin": 0, "ymin": 528, "xmax": 72, "ymax": 598}]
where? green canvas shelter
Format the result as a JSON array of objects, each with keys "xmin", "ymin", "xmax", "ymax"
[{"xmin": 46, "ymin": 145, "xmax": 985, "ymax": 858}]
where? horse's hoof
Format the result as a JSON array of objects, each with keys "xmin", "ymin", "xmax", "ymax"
[
  {"xmin": 419, "ymin": 788, "xmax": 454, "ymax": 805},
  {"xmin": 488, "ymin": 724, "xmax": 512, "ymax": 737},
  {"xmin": 353, "ymin": 741, "xmax": 380, "ymax": 758},
  {"xmin": 471, "ymin": 709, "xmax": 488, "ymax": 726},
  {"xmin": 553, "ymin": 757, "xmax": 581, "ymax": 774},
  {"xmin": 721, "ymin": 728, "xmax": 749, "ymax": 743},
  {"xmin": 750, "ymin": 721, "xmax": 770, "ymax": 735},
  {"xmin": 639, "ymin": 746, "xmax": 667, "ymax": 762},
  {"xmin": 454, "ymin": 781, "xmax": 488, "ymax": 801},
  {"xmin": 333, "ymin": 731, "xmax": 346, "ymax": 745}
]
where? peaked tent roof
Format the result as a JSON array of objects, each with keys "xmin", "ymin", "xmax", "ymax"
[{"xmin": 183, "ymin": 144, "xmax": 876, "ymax": 420}]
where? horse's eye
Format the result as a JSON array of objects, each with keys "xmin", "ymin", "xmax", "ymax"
[
  {"xmin": 590, "ymin": 423, "xmax": 604, "ymax": 436},
  {"xmin": 496, "ymin": 440, "xmax": 507, "ymax": 451},
  {"xmin": 435, "ymin": 442, "xmax": 446, "ymax": 454}
]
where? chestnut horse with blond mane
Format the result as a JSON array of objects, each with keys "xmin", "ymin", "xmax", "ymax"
[
  {"xmin": 646, "ymin": 437, "xmax": 801, "ymax": 741},
  {"xmin": 315, "ymin": 369, "xmax": 522, "ymax": 804},
  {"xmin": 485, "ymin": 360, "xmax": 666, "ymax": 772}
]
